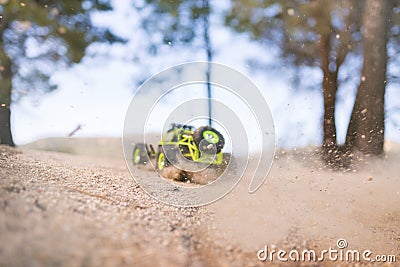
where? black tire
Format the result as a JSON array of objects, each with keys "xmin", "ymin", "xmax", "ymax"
[
  {"xmin": 193, "ymin": 126, "xmax": 225, "ymax": 153},
  {"xmin": 156, "ymin": 149, "xmax": 169, "ymax": 171},
  {"xmin": 156, "ymin": 145, "xmax": 177, "ymax": 171},
  {"xmin": 133, "ymin": 143, "xmax": 149, "ymax": 164}
]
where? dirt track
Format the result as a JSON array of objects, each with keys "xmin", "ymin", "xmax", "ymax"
[
  {"xmin": 0, "ymin": 146, "xmax": 258, "ymax": 267},
  {"xmin": 1, "ymin": 144, "xmax": 399, "ymax": 266}
]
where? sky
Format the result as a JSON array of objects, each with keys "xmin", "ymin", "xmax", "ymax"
[{"xmin": 10, "ymin": 0, "xmax": 400, "ymax": 148}]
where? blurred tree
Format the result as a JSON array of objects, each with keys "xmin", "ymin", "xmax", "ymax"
[
  {"xmin": 139, "ymin": 0, "xmax": 211, "ymax": 53},
  {"xmin": 0, "ymin": 0, "xmax": 122, "ymax": 146},
  {"xmin": 138, "ymin": 0, "xmax": 214, "ymax": 125},
  {"xmin": 345, "ymin": 0, "xmax": 392, "ymax": 155},
  {"xmin": 226, "ymin": 0, "xmax": 363, "ymax": 165},
  {"xmin": 226, "ymin": 0, "xmax": 398, "ymax": 164}
]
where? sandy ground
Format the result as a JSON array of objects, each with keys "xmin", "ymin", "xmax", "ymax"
[
  {"xmin": 211, "ymin": 145, "xmax": 400, "ymax": 266},
  {"xmin": 1, "ymin": 143, "xmax": 399, "ymax": 266}
]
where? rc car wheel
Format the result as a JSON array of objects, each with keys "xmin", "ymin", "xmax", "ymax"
[
  {"xmin": 156, "ymin": 148, "xmax": 170, "ymax": 171},
  {"xmin": 133, "ymin": 143, "xmax": 149, "ymax": 164},
  {"xmin": 193, "ymin": 126, "xmax": 225, "ymax": 153}
]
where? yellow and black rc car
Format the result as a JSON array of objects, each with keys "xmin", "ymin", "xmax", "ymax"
[{"xmin": 132, "ymin": 123, "xmax": 225, "ymax": 171}]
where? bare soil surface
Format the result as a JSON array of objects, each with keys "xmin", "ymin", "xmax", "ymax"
[{"xmin": 1, "ymin": 143, "xmax": 400, "ymax": 266}]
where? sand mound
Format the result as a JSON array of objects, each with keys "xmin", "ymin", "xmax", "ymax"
[{"xmin": 209, "ymin": 145, "xmax": 400, "ymax": 261}]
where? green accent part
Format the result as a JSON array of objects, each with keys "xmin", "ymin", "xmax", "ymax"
[
  {"xmin": 133, "ymin": 148, "xmax": 140, "ymax": 164},
  {"xmin": 158, "ymin": 152, "xmax": 165, "ymax": 170},
  {"xmin": 196, "ymin": 152, "xmax": 223, "ymax": 164},
  {"xmin": 203, "ymin": 130, "xmax": 219, "ymax": 144},
  {"xmin": 160, "ymin": 134, "xmax": 200, "ymax": 161},
  {"xmin": 216, "ymin": 151, "xmax": 223, "ymax": 164}
]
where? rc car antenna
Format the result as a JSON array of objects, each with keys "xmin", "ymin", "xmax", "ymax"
[
  {"xmin": 203, "ymin": 0, "xmax": 212, "ymax": 127},
  {"xmin": 206, "ymin": 63, "xmax": 212, "ymax": 127}
]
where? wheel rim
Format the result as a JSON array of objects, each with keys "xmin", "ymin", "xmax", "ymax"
[
  {"xmin": 203, "ymin": 130, "xmax": 219, "ymax": 144},
  {"xmin": 133, "ymin": 148, "xmax": 140, "ymax": 164},
  {"xmin": 158, "ymin": 152, "xmax": 165, "ymax": 170}
]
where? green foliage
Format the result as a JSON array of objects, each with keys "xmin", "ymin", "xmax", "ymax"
[
  {"xmin": 226, "ymin": 0, "xmax": 364, "ymax": 69},
  {"xmin": 140, "ymin": 0, "xmax": 210, "ymax": 50},
  {"xmin": 0, "ymin": 0, "xmax": 121, "ymax": 103}
]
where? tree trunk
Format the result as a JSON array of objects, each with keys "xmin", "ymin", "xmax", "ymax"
[
  {"xmin": 0, "ymin": 38, "xmax": 15, "ymax": 146},
  {"xmin": 345, "ymin": 0, "xmax": 390, "ymax": 155},
  {"xmin": 0, "ymin": 107, "xmax": 14, "ymax": 146},
  {"xmin": 319, "ymin": 33, "xmax": 339, "ymax": 163},
  {"xmin": 322, "ymin": 70, "xmax": 338, "ymax": 150}
]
